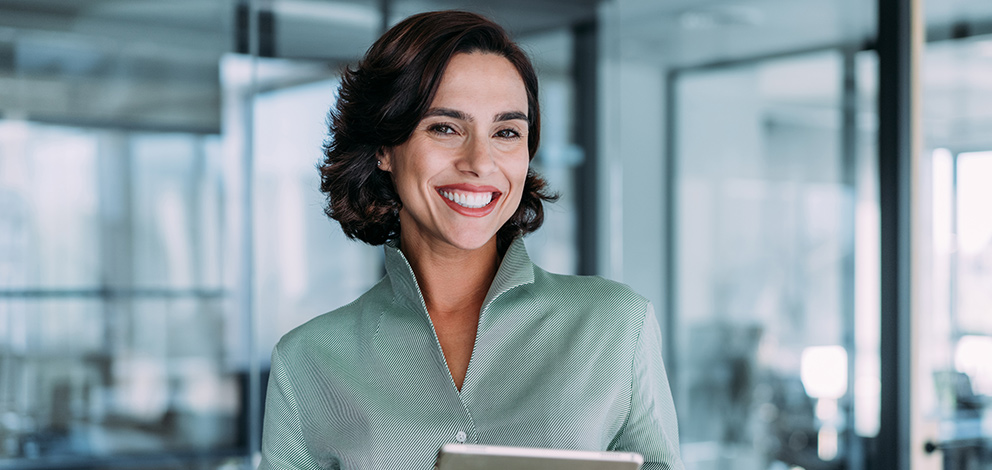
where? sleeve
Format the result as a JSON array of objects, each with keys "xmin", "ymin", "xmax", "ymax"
[
  {"xmin": 258, "ymin": 344, "xmax": 323, "ymax": 470},
  {"xmin": 610, "ymin": 302, "xmax": 685, "ymax": 470}
]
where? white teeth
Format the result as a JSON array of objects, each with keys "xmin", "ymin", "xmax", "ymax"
[{"xmin": 440, "ymin": 190, "xmax": 493, "ymax": 209}]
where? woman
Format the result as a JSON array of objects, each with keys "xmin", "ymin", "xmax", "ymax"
[{"xmin": 259, "ymin": 10, "xmax": 683, "ymax": 470}]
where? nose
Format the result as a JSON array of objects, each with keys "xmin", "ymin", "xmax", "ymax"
[{"xmin": 458, "ymin": 134, "xmax": 497, "ymax": 177}]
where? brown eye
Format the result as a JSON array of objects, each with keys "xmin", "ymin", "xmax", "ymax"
[
  {"xmin": 429, "ymin": 123, "xmax": 456, "ymax": 135},
  {"xmin": 495, "ymin": 128, "xmax": 521, "ymax": 139}
]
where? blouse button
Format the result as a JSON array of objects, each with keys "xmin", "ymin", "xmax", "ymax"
[{"xmin": 455, "ymin": 431, "xmax": 467, "ymax": 443}]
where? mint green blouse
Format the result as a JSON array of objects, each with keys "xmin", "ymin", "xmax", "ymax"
[{"xmin": 259, "ymin": 239, "xmax": 683, "ymax": 469}]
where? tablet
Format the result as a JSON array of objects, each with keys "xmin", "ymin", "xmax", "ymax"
[{"xmin": 434, "ymin": 443, "xmax": 644, "ymax": 470}]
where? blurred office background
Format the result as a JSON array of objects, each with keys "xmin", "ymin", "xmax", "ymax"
[{"xmin": 0, "ymin": 0, "xmax": 990, "ymax": 469}]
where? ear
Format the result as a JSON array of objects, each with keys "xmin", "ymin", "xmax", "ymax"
[{"xmin": 377, "ymin": 148, "xmax": 394, "ymax": 172}]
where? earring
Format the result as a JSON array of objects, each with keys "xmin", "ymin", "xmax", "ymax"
[{"xmin": 377, "ymin": 160, "xmax": 382, "ymax": 167}]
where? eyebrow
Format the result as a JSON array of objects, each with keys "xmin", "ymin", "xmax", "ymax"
[
  {"xmin": 424, "ymin": 107, "xmax": 528, "ymax": 123},
  {"xmin": 495, "ymin": 111, "xmax": 528, "ymax": 123}
]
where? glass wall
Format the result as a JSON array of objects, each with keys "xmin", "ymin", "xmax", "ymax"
[
  {"xmin": 606, "ymin": 0, "xmax": 879, "ymax": 468},
  {"xmin": 0, "ymin": 1, "xmax": 596, "ymax": 468},
  {"xmin": 246, "ymin": 58, "xmax": 383, "ymax": 368},
  {"xmin": 0, "ymin": 103, "xmax": 244, "ymax": 468},
  {"xmin": 605, "ymin": 0, "xmax": 992, "ymax": 468},
  {"xmin": 0, "ymin": 1, "xmax": 245, "ymax": 467},
  {"xmin": 918, "ymin": 31, "xmax": 992, "ymax": 469},
  {"xmin": 670, "ymin": 51, "xmax": 873, "ymax": 470}
]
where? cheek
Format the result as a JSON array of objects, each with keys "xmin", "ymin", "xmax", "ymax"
[
  {"xmin": 514, "ymin": 153, "xmax": 531, "ymax": 182},
  {"xmin": 507, "ymin": 156, "xmax": 531, "ymax": 202},
  {"xmin": 392, "ymin": 152, "xmax": 431, "ymax": 194}
]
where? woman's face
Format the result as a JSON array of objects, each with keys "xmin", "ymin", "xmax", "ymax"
[{"xmin": 381, "ymin": 52, "xmax": 530, "ymax": 254}]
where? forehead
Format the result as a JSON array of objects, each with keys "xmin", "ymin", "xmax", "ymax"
[{"xmin": 431, "ymin": 52, "xmax": 528, "ymax": 113}]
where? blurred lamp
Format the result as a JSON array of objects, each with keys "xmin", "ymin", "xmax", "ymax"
[
  {"xmin": 801, "ymin": 346, "xmax": 848, "ymax": 399},
  {"xmin": 955, "ymin": 335, "xmax": 992, "ymax": 395}
]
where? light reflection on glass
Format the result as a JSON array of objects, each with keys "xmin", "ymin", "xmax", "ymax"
[
  {"xmin": 800, "ymin": 346, "xmax": 848, "ymax": 400},
  {"xmin": 955, "ymin": 335, "xmax": 992, "ymax": 396},
  {"xmin": 956, "ymin": 152, "xmax": 992, "ymax": 255}
]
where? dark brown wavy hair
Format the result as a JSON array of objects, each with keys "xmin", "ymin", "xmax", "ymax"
[{"xmin": 319, "ymin": 10, "xmax": 556, "ymax": 251}]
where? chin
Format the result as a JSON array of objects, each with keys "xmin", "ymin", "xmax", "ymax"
[
  {"xmin": 436, "ymin": 221, "xmax": 502, "ymax": 250},
  {"xmin": 446, "ymin": 232, "xmax": 499, "ymax": 252}
]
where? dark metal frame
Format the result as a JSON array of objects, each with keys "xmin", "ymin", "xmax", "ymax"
[
  {"xmin": 241, "ymin": 0, "xmax": 262, "ymax": 462},
  {"xmin": 875, "ymin": 0, "xmax": 916, "ymax": 468},
  {"xmin": 573, "ymin": 19, "xmax": 600, "ymax": 276}
]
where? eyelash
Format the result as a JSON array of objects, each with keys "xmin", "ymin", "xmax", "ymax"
[
  {"xmin": 428, "ymin": 123, "xmax": 456, "ymax": 135},
  {"xmin": 495, "ymin": 128, "xmax": 521, "ymax": 139},
  {"xmin": 426, "ymin": 123, "xmax": 522, "ymax": 140}
]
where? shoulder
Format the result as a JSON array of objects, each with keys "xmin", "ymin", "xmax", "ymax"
[
  {"xmin": 274, "ymin": 276, "xmax": 392, "ymax": 359},
  {"xmin": 533, "ymin": 266, "xmax": 647, "ymax": 303},
  {"xmin": 529, "ymin": 266, "xmax": 650, "ymax": 324}
]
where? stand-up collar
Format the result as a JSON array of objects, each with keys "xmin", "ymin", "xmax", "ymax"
[{"xmin": 383, "ymin": 238, "xmax": 535, "ymax": 317}]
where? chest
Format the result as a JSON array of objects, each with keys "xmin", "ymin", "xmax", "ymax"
[
  {"xmin": 430, "ymin": 310, "xmax": 479, "ymax": 391},
  {"xmin": 294, "ymin": 301, "xmax": 637, "ymax": 468}
]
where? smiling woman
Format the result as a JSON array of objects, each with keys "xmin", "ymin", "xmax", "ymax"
[
  {"xmin": 380, "ymin": 52, "xmax": 531, "ymax": 254},
  {"xmin": 258, "ymin": 10, "xmax": 683, "ymax": 470},
  {"xmin": 318, "ymin": 11, "xmax": 553, "ymax": 252}
]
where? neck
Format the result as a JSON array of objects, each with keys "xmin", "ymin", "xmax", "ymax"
[{"xmin": 399, "ymin": 234, "xmax": 501, "ymax": 319}]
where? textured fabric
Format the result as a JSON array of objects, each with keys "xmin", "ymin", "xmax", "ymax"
[{"xmin": 259, "ymin": 239, "xmax": 683, "ymax": 470}]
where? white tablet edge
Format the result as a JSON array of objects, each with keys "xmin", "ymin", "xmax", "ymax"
[{"xmin": 439, "ymin": 443, "xmax": 645, "ymax": 464}]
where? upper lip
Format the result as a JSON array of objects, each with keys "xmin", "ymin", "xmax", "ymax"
[{"xmin": 435, "ymin": 183, "xmax": 502, "ymax": 195}]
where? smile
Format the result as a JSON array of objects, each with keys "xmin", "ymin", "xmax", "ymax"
[
  {"xmin": 435, "ymin": 185, "xmax": 502, "ymax": 217},
  {"xmin": 439, "ymin": 189, "xmax": 494, "ymax": 208}
]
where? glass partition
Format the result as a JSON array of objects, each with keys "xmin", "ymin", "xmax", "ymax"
[
  {"xmin": 0, "ymin": 1, "xmax": 247, "ymax": 468},
  {"xmin": 0, "ymin": 1, "xmax": 595, "ymax": 468},
  {"xmin": 671, "ymin": 51, "xmax": 870, "ymax": 470},
  {"xmin": 920, "ymin": 32, "xmax": 992, "ymax": 469},
  {"xmin": 248, "ymin": 58, "xmax": 382, "ymax": 363},
  {"xmin": 0, "ymin": 124, "xmax": 244, "ymax": 467}
]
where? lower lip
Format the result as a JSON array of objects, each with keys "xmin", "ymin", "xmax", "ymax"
[{"xmin": 437, "ymin": 190, "xmax": 500, "ymax": 217}]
